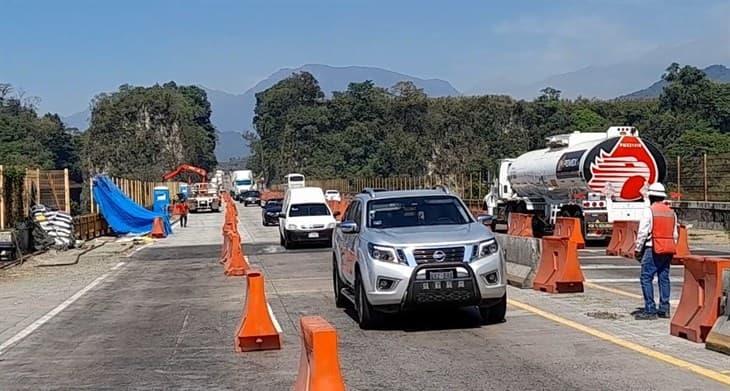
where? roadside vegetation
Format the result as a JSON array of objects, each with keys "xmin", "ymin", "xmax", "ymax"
[{"xmin": 246, "ymin": 63, "xmax": 730, "ymax": 182}]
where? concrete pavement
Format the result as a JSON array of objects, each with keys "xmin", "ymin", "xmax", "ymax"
[{"xmin": 0, "ymin": 201, "xmax": 729, "ymax": 390}]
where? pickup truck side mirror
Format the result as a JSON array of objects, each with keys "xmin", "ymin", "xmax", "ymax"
[
  {"xmin": 340, "ymin": 221, "xmax": 359, "ymax": 234},
  {"xmin": 477, "ymin": 214, "xmax": 494, "ymax": 226}
]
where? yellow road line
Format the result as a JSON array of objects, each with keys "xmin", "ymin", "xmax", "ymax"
[
  {"xmin": 508, "ymin": 298, "xmax": 730, "ymax": 386},
  {"xmin": 584, "ymin": 281, "xmax": 642, "ymax": 299}
]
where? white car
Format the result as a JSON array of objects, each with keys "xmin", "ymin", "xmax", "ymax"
[
  {"xmin": 325, "ymin": 190, "xmax": 341, "ymax": 202},
  {"xmin": 279, "ymin": 187, "xmax": 339, "ymax": 249}
]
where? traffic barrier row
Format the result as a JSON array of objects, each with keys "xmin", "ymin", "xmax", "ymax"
[
  {"xmin": 672, "ymin": 225, "xmax": 692, "ymax": 265},
  {"xmin": 507, "ymin": 213, "xmax": 534, "ymax": 237},
  {"xmin": 553, "ymin": 217, "xmax": 585, "ymax": 249},
  {"xmin": 671, "ymin": 256, "xmax": 730, "ymax": 344},
  {"xmin": 221, "ymin": 192, "xmax": 348, "ymax": 379},
  {"xmin": 605, "ymin": 221, "xmax": 638, "ymax": 257}
]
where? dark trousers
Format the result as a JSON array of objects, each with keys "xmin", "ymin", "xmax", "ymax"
[
  {"xmin": 640, "ymin": 249, "xmax": 672, "ymax": 314},
  {"xmin": 180, "ymin": 214, "xmax": 188, "ymax": 227}
]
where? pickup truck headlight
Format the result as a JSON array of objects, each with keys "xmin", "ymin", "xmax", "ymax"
[
  {"xmin": 286, "ymin": 224, "xmax": 298, "ymax": 230},
  {"xmin": 326, "ymin": 222, "xmax": 336, "ymax": 229},
  {"xmin": 367, "ymin": 243, "xmax": 407, "ymax": 264},
  {"xmin": 471, "ymin": 238, "xmax": 498, "ymax": 261}
]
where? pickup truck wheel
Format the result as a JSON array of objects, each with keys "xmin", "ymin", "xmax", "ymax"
[
  {"xmin": 355, "ymin": 271, "xmax": 382, "ymax": 329},
  {"xmin": 332, "ymin": 254, "xmax": 348, "ymax": 308},
  {"xmin": 479, "ymin": 294, "xmax": 507, "ymax": 325}
]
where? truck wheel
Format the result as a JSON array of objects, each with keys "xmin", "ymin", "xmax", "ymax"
[
  {"xmin": 279, "ymin": 233, "xmax": 285, "ymax": 246},
  {"xmin": 479, "ymin": 294, "xmax": 507, "ymax": 325},
  {"xmin": 333, "ymin": 255, "xmax": 348, "ymax": 309},
  {"xmin": 355, "ymin": 271, "xmax": 383, "ymax": 329}
]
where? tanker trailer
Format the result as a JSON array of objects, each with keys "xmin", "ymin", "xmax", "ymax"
[{"xmin": 484, "ymin": 126, "xmax": 667, "ymax": 239}]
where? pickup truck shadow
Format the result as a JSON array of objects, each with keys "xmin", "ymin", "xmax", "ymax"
[{"xmin": 343, "ymin": 306, "xmax": 490, "ymax": 332}]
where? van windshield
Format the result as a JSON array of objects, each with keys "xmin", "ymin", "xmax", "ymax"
[
  {"xmin": 235, "ymin": 179, "xmax": 252, "ymax": 186},
  {"xmin": 288, "ymin": 175, "xmax": 304, "ymax": 182},
  {"xmin": 289, "ymin": 203, "xmax": 330, "ymax": 217},
  {"xmin": 367, "ymin": 196, "xmax": 471, "ymax": 228}
]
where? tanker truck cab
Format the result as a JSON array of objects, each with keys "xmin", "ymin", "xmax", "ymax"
[{"xmin": 485, "ymin": 126, "xmax": 666, "ymax": 240}]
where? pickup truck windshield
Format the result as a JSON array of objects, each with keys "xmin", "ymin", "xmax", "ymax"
[
  {"xmin": 235, "ymin": 179, "xmax": 252, "ymax": 186},
  {"xmin": 367, "ymin": 196, "xmax": 471, "ymax": 228},
  {"xmin": 289, "ymin": 203, "xmax": 330, "ymax": 217}
]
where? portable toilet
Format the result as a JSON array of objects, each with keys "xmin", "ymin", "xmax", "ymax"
[{"xmin": 153, "ymin": 186, "xmax": 171, "ymax": 216}]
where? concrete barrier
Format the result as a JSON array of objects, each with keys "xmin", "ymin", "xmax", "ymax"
[
  {"xmin": 706, "ymin": 269, "xmax": 730, "ymax": 355},
  {"xmin": 494, "ymin": 233, "xmax": 541, "ymax": 288}
]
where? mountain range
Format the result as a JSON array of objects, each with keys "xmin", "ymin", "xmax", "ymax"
[
  {"xmin": 618, "ymin": 64, "xmax": 730, "ymax": 100},
  {"xmin": 63, "ymin": 64, "xmax": 460, "ymax": 161}
]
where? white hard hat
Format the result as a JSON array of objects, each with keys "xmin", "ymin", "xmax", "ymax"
[{"xmin": 647, "ymin": 182, "xmax": 667, "ymax": 198}]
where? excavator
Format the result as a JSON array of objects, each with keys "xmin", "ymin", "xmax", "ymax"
[{"xmin": 162, "ymin": 164, "xmax": 220, "ymax": 213}]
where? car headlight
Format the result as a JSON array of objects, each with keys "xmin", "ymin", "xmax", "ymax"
[
  {"xmin": 367, "ymin": 243, "xmax": 407, "ymax": 264},
  {"xmin": 471, "ymin": 238, "xmax": 498, "ymax": 261},
  {"xmin": 286, "ymin": 224, "xmax": 298, "ymax": 230},
  {"xmin": 326, "ymin": 222, "xmax": 336, "ymax": 229}
]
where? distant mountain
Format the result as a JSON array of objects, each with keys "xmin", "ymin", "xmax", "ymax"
[
  {"xmin": 469, "ymin": 37, "xmax": 730, "ymax": 100},
  {"xmin": 63, "ymin": 64, "xmax": 460, "ymax": 161},
  {"xmin": 618, "ymin": 64, "xmax": 730, "ymax": 100}
]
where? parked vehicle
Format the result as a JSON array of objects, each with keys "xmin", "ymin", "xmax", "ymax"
[
  {"xmin": 278, "ymin": 187, "xmax": 338, "ymax": 249},
  {"xmin": 332, "ymin": 187, "xmax": 506, "ymax": 329},
  {"xmin": 232, "ymin": 170, "xmax": 255, "ymax": 199},
  {"xmin": 325, "ymin": 189, "xmax": 341, "ymax": 202},
  {"xmin": 285, "ymin": 173, "xmax": 306, "ymax": 189},
  {"xmin": 261, "ymin": 198, "xmax": 283, "ymax": 226},
  {"xmin": 241, "ymin": 190, "xmax": 261, "ymax": 206},
  {"xmin": 187, "ymin": 183, "xmax": 220, "ymax": 213},
  {"xmin": 484, "ymin": 126, "xmax": 667, "ymax": 239}
]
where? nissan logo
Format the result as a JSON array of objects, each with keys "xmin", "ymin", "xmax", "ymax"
[{"xmin": 432, "ymin": 250, "xmax": 446, "ymax": 262}]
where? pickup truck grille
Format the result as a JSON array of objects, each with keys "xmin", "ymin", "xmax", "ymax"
[{"xmin": 413, "ymin": 247, "xmax": 465, "ymax": 264}]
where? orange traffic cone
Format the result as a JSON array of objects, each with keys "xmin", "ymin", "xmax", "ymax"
[
  {"xmin": 235, "ymin": 270, "xmax": 282, "ymax": 352},
  {"xmin": 673, "ymin": 225, "xmax": 691, "ymax": 264},
  {"xmin": 151, "ymin": 217, "xmax": 166, "ymax": 238},
  {"xmin": 224, "ymin": 232, "xmax": 250, "ymax": 276}
]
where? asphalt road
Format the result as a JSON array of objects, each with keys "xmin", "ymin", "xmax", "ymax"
[{"xmin": 0, "ymin": 203, "xmax": 728, "ymax": 390}]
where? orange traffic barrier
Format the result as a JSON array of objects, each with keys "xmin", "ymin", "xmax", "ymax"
[
  {"xmin": 671, "ymin": 256, "xmax": 730, "ymax": 343},
  {"xmin": 553, "ymin": 217, "xmax": 585, "ymax": 249},
  {"xmin": 224, "ymin": 232, "xmax": 250, "ymax": 276},
  {"xmin": 673, "ymin": 225, "xmax": 691, "ymax": 264},
  {"xmin": 150, "ymin": 217, "xmax": 166, "ymax": 238},
  {"xmin": 507, "ymin": 213, "xmax": 533, "ymax": 237},
  {"xmin": 293, "ymin": 316, "xmax": 346, "ymax": 391},
  {"xmin": 234, "ymin": 270, "xmax": 282, "ymax": 352},
  {"xmin": 617, "ymin": 221, "xmax": 639, "ymax": 258},
  {"xmin": 605, "ymin": 221, "xmax": 625, "ymax": 256},
  {"xmin": 533, "ymin": 236, "xmax": 584, "ymax": 293}
]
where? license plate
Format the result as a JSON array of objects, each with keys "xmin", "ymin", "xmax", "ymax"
[
  {"xmin": 308, "ymin": 232, "xmax": 319, "ymax": 238},
  {"xmin": 428, "ymin": 270, "xmax": 454, "ymax": 280}
]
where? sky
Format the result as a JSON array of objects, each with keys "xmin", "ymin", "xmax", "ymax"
[{"xmin": 1, "ymin": 0, "xmax": 728, "ymax": 116}]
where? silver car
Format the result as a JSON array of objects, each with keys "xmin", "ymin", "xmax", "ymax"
[{"xmin": 332, "ymin": 188, "xmax": 506, "ymax": 329}]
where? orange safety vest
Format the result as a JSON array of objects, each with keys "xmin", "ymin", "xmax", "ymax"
[{"xmin": 651, "ymin": 202, "xmax": 676, "ymax": 255}]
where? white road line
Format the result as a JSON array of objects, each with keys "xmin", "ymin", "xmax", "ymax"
[
  {"xmin": 267, "ymin": 303, "xmax": 283, "ymax": 334},
  {"xmin": 581, "ymin": 264, "xmax": 682, "ymax": 270},
  {"xmin": 586, "ymin": 277, "xmax": 684, "ymax": 283},
  {"xmin": 579, "ymin": 255, "xmax": 626, "ymax": 260},
  {"xmin": 110, "ymin": 261, "xmax": 126, "ymax": 270},
  {"xmin": 0, "ymin": 271, "xmax": 112, "ymax": 355}
]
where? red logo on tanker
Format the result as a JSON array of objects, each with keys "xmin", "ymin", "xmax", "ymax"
[{"xmin": 587, "ymin": 136, "xmax": 658, "ymax": 201}]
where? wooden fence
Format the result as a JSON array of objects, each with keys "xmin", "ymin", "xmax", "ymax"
[
  {"xmin": 89, "ymin": 177, "xmax": 180, "ymax": 214},
  {"xmin": 1, "ymin": 166, "xmax": 72, "ymax": 230},
  {"xmin": 73, "ymin": 213, "xmax": 111, "ymax": 240}
]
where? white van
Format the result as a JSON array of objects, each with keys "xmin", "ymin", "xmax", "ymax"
[
  {"xmin": 285, "ymin": 173, "xmax": 305, "ymax": 189},
  {"xmin": 278, "ymin": 187, "xmax": 338, "ymax": 249}
]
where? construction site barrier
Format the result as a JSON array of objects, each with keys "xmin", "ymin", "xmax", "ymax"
[
  {"xmin": 224, "ymin": 232, "xmax": 250, "ymax": 276},
  {"xmin": 605, "ymin": 221, "xmax": 638, "ymax": 257},
  {"xmin": 671, "ymin": 256, "xmax": 730, "ymax": 343},
  {"xmin": 293, "ymin": 316, "xmax": 346, "ymax": 391},
  {"xmin": 235, "ymin": 270, "xmax": 282, "ymax": 352},
  {"xmin": 507, "ymin": 213, "xmax": 533, "ymax": 237},
  {"xmin": 533, "ymin": 236, "xmax": 584, "ymax": 293},
  {"xmin": 553, "ymin": 217, "xmax": 585, "ymax": 249},
  {"xmin": 706, "ymin": 268, "xmax": 730, "ymax": 355},
  {"xmin": 672, "ymin": 225, "xmax": 691, "ymax": 265},
  {"xmin": 494, "ymin": 233, "xmax": 541, "ymax": 288}
]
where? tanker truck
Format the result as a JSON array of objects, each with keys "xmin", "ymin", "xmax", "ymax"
[{"xmin": 484, "ymin": 126, "xmax": 667, "ymax": 240}]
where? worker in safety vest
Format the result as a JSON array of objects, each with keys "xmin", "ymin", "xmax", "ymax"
[{"xmin": 633, "ymin": 182, "xmax": 678, "ymax": 320}]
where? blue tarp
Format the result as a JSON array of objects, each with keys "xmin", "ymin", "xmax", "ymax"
[{"xmin": 92, "ymin": 175, "xmax": 172, "ymax": 236}]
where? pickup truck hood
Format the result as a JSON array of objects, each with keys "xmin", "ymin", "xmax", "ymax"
[{"xmin": 366, "ymin": 223, "xmax": 491, "ymax": 247}]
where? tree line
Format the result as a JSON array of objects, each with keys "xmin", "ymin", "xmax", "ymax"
[{"xmin": 246, "ymin": 63, "xmax": 730, "ymax": 184}]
